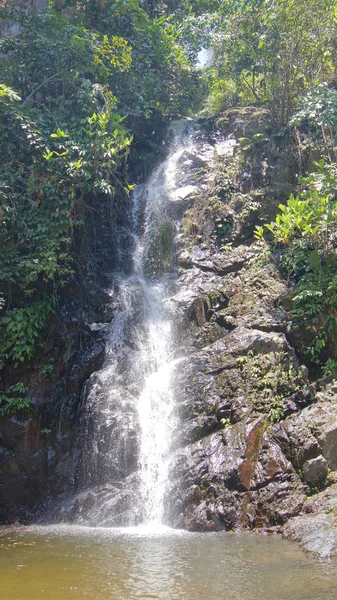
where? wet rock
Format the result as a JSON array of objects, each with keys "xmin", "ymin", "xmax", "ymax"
[
  {"xmin": 65, "ymin": 339, "xmax": 105, "ymax": 394},
  {"xmin": 268, "ymin": 396, "xmax": 337, "ymax": 554},
  {"xmin": 282, "ymin": 513, "xmax": 337, "ymax": 558},
  {"xmin": 317, "ymin": 419, "xmax": 337, "ymax": 471},
  {"xmin": 52, "ymin": 476, "xmax": 142, "ymax": 527},
  {"xmin": 168, "ymin": 412, "xmax": 306, "ymax": 531},
  {"xmin": 272, "ymin": 415, "xmax": 321, "ymax": 473},
  {"xmin": 177, "ymin": 150, "xmax": 207, "ymax": 170},
  {"xmin": 178, "ymin": 245, "xmax": 254, "ymax": 275},
  {"xmin": 166, "ymin": 125, "xmax": 311, "ymax": 536},
  {"xmin": 271, "ymin": 399, "xmax": 337, "ymax": 478},
  {"xmin": 289, "ymin": 402, "xmax": 337, "ymax": 472},
  {"xmin": 303, "ymin": 456, "xmax": 328, "ymax": 487},
  {"xmin": 193, "ymin": 322, "xmax": 226, "ymax": 350},
  {"xmin": 74, "ymin": 367, "xmax": 141, "ymax": 495},
  {"xmin": 171, "ymin": 185, "xmax": 197, "ymax": 202},
  {"xmin": 169, "ymin": 267, "xmax": 225, "ymax": 329},
  {"xmin": 304, "ymin": 482, "xmax": 337, "ymax": 515}
]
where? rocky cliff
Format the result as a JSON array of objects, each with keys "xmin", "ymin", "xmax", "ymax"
[{"xmin": 158, "ymin": 110, "xmax": 337, "ymax": 558}]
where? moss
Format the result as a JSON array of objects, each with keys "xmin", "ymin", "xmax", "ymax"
[
  {"xmin": 245, "ymin": 244, "xmax": 274, "ymax": 271},
  {"xmin": 183, "ymin": 215, "xmax": 198, "ymax": 238},
  {"xmin": 235, "ymin": 350, "xmax": 302, "ymax": 421}
]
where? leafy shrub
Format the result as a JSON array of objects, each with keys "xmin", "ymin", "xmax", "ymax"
[
  {"xmin": 257, "ymin": 160, "xmax": 337, "ymax": 367},
  {"xmin": 0, "ymin": 297, "xmax": 55, "ymax": 366},
  {"xmin": 0, "ymin": 382, "xmax": 31, "ymax": 416}
]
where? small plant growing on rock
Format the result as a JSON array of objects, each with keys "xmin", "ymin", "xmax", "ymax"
[
  {"xmin": 39, "ymin": 428, "xmax": 52, "ymax": 435},
  {"xmin": 322, "ymin": 358, "xmax": 337, "ymax": 377},
  {"xmin": 42, "ymin": 362, "xmax": 56, "ymax": 381},
  {"xmin": 236, "ymin": 351, "xmax": 302, "ymax": 422},
  {"xmin": 0, "ymin": 383, "xmax": 31, "ymax": 416}
]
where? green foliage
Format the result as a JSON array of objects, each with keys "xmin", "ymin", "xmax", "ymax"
[
  {"xmin": 0, "ymin": 396, "xmax": 31, "ymax": 416},
  {"xmin": 261, "ymin": 160, "xmax": 337, "ymax": 248},
  {"xmin": 39, "ymin": 427, "xmax": 52, "ymax": 435},
  {"xmin": 214, "ymin": 215, "xmax": 233, "ymax": 242},
  {"xmin": 0, "ymin": 84, "xmax": 20, "ymax": 102},
  {"xmin": 204, "ymin": 77, "xmax": 237, "ymax": 114},
  {"xmin": 9, "ymin": 382, "xmax": 28, "ymax": 395},
  {"xmin": 290, "ymin": 84, "xmax": 337, "ymax": 158},
  {"xmin": 254, "ymin": 225, "xmax": 264, "ymax": 240},
  {"xmin": 0, "ymin": 382, "xmax": 31, "ymax": 416},
  {"xmin": 291, "ymin": 254, "xmax": 337, "ymax": 364},
  {"xmin": 68, "ymin": 0, "xmax": 203, "ymax": 116},
  {"xmin": 291, "ymin": 84, "xmax": 337, "ymax": 131},
  {"xmin": 236, "ymin": 350, "xmax": 300, "ymax": 422},
  {"xmin": 0, "ymin": 297, "xmax": 55, "ymax": 366},
  {"xmin": 265, "ymin": 191, "xmax": 336, "ymax": 244},
  {"xmin": 322, "ymin": 358, "xmax": 337, "ymax": 377},
  {"xmin": 42, "ymin": 361, "xmax": 56, "ymax": 380},
  {"xmin": 264, "ymin": 160, "xmax": 337, "ymax": 367},
  {"xmin": 199, "ymin": 0, "xmax": 336, "ymax": 122}
]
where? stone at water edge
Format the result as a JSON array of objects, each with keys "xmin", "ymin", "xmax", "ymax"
[
  {"xmin": 282, "ymin": 513, "xmax": 337, "ymax": 559},
  {"xmin": 302, "ymin": 455, "xmax": 328, "ymax": 487}
]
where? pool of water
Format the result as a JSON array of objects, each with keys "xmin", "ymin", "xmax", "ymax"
[{"xmin": 1, "ymin": 525, "xmax": 337, "ymax": 600}]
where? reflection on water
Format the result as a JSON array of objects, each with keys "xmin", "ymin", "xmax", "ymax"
[{"xmin": 1, "ymin": 526, "xmax": 337, "ymax": 600}]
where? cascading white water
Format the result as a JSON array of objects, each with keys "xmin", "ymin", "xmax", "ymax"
[
  {"xmin": 130, "ymin": 124, "xmax": 195, "ymax": 525},
  {"xmin": 135, "ymin": 288, "xmax": 175, "ymax": 525},
  {"xmin": 68, "ymin": 120, "xmax": 197, "ymax": 529}
]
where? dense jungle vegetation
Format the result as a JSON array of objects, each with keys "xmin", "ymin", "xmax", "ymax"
[{"xmin": 1, "ymin": 0, "xmax": 337, "ymax": 413}]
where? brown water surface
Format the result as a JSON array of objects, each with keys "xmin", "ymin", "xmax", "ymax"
[{"xmin": 0, "ymin": 525, "xmax": 336, "ymax": 600}]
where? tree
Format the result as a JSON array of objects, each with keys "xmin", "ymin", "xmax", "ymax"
[{"xmin": 205, "ymin": 0, "xmax": 337, "ymax": 122}]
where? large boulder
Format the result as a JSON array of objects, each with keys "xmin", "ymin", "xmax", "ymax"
[{"xmin": 282, "ymin": 483, "xmax": 337, "ymax": 558}]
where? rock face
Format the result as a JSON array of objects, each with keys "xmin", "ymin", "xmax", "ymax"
[
  {"xmin": 158, "ymin": 111, "xmax": 337, "ymax": 553},
  {"xmin": 282, "ymin": 482, "xmax": 337, "ymax": 558},
  {"xmin": 279, "ymin": 387, "xmax": 337, "ymax": 557},
  {"xmin": 146, "ymin": 113, "xmax": 306, "ymax": 532},
  {"xmin": 282, "ymin": 512, "xmax": 337, "ymax": 559},
  {"xmin": 0, "ymin": 293, "xmax": 107, "ymax": 523}
]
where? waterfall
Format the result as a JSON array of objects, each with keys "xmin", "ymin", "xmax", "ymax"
[{"xmin": 67, "ymin": 119, "xmax": 196, "ymax": 529}]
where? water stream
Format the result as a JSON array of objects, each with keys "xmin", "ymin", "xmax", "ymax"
[{"xmin": 65, "ymin": 120, "xmax": 196, "ymax": 528}]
